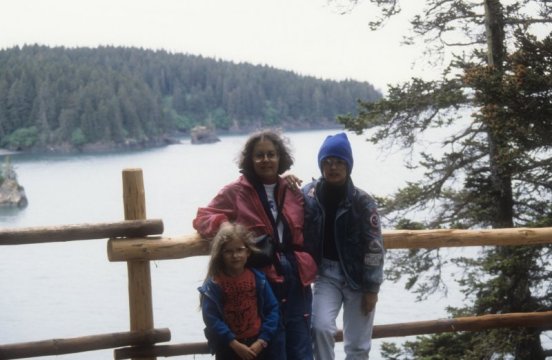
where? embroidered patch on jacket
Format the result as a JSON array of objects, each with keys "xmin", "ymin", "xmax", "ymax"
[
  {"xmin": 364, "ymin": 253, "xmax": 383, "ymax": 266},
  {"xmin": 368, "ymin": 241, "xmax": 382, "ymax": 252},
  {"xmin": 369, "ymin": 213, "xmax": 380, "ymax": 227}
]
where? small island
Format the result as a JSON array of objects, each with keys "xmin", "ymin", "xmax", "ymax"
[
  {"xmin": 190, "ymin": 126, "xmax": 220, "ymax": 145},
  {"xmin": 0, "ymin": 157, "xmax": 28, "ymax": 208}
]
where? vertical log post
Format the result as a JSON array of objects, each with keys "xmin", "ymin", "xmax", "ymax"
[{"xmin": 122, "ymin": 169, "xmax": 155, "ymax": 360}]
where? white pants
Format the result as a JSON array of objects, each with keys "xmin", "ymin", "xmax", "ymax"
[{"xmin": 312, "ymin": 259, "xmax": 376, "ymax": 360}]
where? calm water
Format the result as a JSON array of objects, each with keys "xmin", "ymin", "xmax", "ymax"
[{"xmin": 1, "ymin": 129, "xmax": 537, "ymax": 359}]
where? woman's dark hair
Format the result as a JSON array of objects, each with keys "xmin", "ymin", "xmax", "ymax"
[{"xmin": 238, "ymin": 129, "xmax": 294, "ymax": 175}]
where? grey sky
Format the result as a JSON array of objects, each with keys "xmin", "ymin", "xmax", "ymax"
[{"xmin": 1, "ymin": 0, "xmax": 429, "ymax": 91}]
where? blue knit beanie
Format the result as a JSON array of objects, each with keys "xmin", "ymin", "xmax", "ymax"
[{"xmin": 317, "ymin": 132, "xmax": 354, "ymax": 175}]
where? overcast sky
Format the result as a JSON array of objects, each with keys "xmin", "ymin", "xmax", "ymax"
[{"xmin": 1, "ymin": 0, "xmax": 432, "ymax": 92}]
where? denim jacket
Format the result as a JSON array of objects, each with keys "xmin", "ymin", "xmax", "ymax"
[
  {"xmin": 198, "ymin": 268, "xmax": 279, "ymax": 354},
  {"xmin": 302, "ymin": 177, "xmax": 384, "ymax": 293}
]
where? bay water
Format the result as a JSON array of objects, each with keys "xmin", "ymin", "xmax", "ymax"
[{"xmin": 0, "ymin": 129, "xmax": 488, "ymax": 359}]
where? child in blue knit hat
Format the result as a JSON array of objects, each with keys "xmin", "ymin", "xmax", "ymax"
[{"xmin": 302, "ymin": 132, "xmax": 385, "ymax": 359}]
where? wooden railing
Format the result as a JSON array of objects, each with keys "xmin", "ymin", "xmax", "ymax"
[{"xmin": 1, "ymin": 168, "xmax": 551, "ymax": 359}]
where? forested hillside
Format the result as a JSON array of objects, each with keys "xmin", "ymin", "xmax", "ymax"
[{"xmin": 0, "ymin": 45, "xmax": 381, "ymax": 152}]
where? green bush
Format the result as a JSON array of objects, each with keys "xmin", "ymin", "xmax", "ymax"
[
  {"xmin": 3, "ymin": 127, "xmax": 38, "ymax": 150},
  {"xmin": 70, "ymin": 128, "xmax": 87, "ymax": 147}
]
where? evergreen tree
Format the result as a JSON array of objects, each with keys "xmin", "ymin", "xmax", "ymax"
[
  {"xmin": 0, "ymin": 45, "xmax": 382, "ymax": 151},
  {"xmin": 338, "ymin": 1, "xmax": 552, "ymax": 359}
]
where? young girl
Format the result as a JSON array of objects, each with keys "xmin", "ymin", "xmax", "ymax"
[{"xmin": 198, "ymin": 222, "xmax": 280, "ymax": 360}]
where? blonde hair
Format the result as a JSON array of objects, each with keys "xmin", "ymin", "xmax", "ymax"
[{"xmin": 205, "ymin": 222, "xmax": 257, "ymax": 279}]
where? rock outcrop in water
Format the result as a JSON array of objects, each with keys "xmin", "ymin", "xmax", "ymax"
[
  {"xmin": 190, "ymin": 126, "xmax": 220, "ymax": 144},
  {"xmin": 0, "ymin": 157, "xmax": 28, "ymax": 208}
]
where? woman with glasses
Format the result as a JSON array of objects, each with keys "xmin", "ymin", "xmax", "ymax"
[
  {"xmin": 193, "ymin": 129, "xmax": 317, "ymax": 360},
  {"xmin": 302, "ymin": 132, "xmax": 385, "ymax": 360}
]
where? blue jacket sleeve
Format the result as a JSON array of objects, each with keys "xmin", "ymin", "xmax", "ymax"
[
  {"xmin": 361, "ymin": 196, "xmax": 385, "ymax": 293},
  {"xmin": 257, "ymin": 277, "xmax": 280, "ymax": 343},
  {"xmin": 200, "ymin": 287, "xmax": 236, "ymax": 348}
]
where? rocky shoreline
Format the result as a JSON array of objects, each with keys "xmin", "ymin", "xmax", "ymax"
[
  {"xmin": 0, "ymin": 125, "xmax": 343, "ymax": 155},
  {"xmin": 0, "ymin": 135, "xmax": 181, "ymax": 156},
  {"xmin": 0, "ymin": 158, "xmax": 28, "ymax": 208}
]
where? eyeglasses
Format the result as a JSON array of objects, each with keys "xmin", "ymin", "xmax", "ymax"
[
  {"xmin": 222, "ymin": 246, "xmax": 248, "ymax": 256},
  {"xmin": 322, "ymin": 157, "xmax": 347, "ymax": 168},
  {"xmin": 253, "ymin": 151, "xmax": 279, "ymax": 162}
]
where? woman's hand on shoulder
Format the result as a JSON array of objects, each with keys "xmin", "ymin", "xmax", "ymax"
[{"xmin": 281, "ymin": 171, "xmax": 303, "ymax": 192}]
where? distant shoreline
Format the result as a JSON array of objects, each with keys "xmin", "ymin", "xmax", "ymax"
[
  {"xmin": 0, "ymin": 149, "xmax": 19, "ymax": 156},
  {"xmin": 0, "ymin": 125, "xmax": 344, "ymax": 157}
]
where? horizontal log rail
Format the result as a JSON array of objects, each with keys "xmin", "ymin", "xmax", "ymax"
[
  {"xmin": 107, "ymin": 227, "xmax": 552, "ymax": 262},
  {"xmin": 0, "ymin": 219, "xmax": 164, "ymax": 245},
  {"xmin": 0, "ymin": 328, "xmax": 171, "ymax": 359},
  {"xmin": 114, "ymin": 342, "xmax": 209, "ymax": 360},
  {"xmin": 108, "ymin": 233, "xmax": 207, "ymax": 261},
  {"xmin": 113, "ymin": 311, "xmax": 552, "ymax": 359},
  {"xmin": 341, "ymin": 310, "xmax": 552, "ymax": 340},
  {"xmin": 384, "ymin": 227, "xmax": 552, "ymax": 249}
]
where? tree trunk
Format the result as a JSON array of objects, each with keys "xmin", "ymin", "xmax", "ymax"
[
  {"xmin": 484, "ymin": 0, "xmax": 513, "ymax": 229},
  {"xmin": 483, "ymin": 2, "xmax": 544, "ymax": 359}
]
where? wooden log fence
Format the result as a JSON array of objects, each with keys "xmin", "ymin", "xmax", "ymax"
[
  {"xmin": 383, "ymin": 227, "xmax": 552, "ymax": 249},
  {"xmin": 1, "ymin": 167, "xmax": 551, "ymax": 359},
  {"xmin": 346, "ymin": 310, "xmax": 552, "ymax": 340},
  {"xmin": 0, "ymin": 328, "xmax": 171, "ymax": 359},
  {"xmin": 0, "ymin": 219, "xmax": 163, "ymax": 245},
  {"xmin": 122, "ymin": 168, "xmax": 155, "ymax": 360},
  {"xmin": 112, "ymin": 311, "xmax": 552, "ymax": 359},
  {"xmin": 114, "ymin": 342, "xmax": 209, "ymax": 360},
  {"xmin": 106, "ymin": 226, "xmax": 552, "ymax": 262}
]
